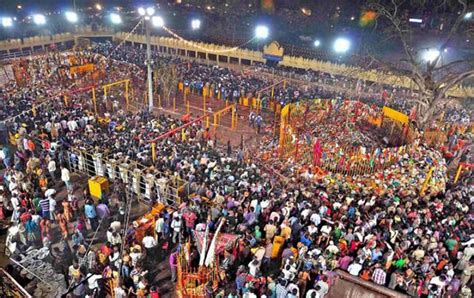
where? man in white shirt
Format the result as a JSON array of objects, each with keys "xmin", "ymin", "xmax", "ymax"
[
  {"xmin": 142, "ymin": 232, "xmax": 157, "ymax": 263},
  {"xmin": 48, "ymin": 159, "xmax": 57, "ymax": 183},
  {"xmin": 114, "ymin": 282, "xmax": 127, "ymax": 298},
  {"xmin": 315, "ymin": 276, "xmax": 329, "ymax": 297},
  {"xmin": 155, "ymin": 215, "xmax": 165, "ymax": 240},
  {"xmin": 248, "ymin": 259, "xmax": 260, "ymax": 277},
  {"xmin": 61, "ymin": 166, "xmax": 73, "ymax": 191},
  {"xmin": 67, "ymin": 119, "xmax": 78, "ymax": 132},
  {"xmin": 347, "ymin": 260, "xmax": 363, "ymax": 276},
  {"xmin": 48, "ymin": 196, "xmax": 57, "ymax": 221},
  {"xmin": 86, "ymin": 272, "xmax": 102, "ymax": 295}
]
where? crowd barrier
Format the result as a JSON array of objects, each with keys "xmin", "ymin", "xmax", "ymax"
[
  {"xmin": 65, "ymin": 147, "xmax": 187, "ymax": 208},
  {"xmin": 177, "ymin": 81, "xmax": 284, "ymax": 115},
  {"xmin": 277, "ymin": 99, "xmax": 416, "ymax": 176}
]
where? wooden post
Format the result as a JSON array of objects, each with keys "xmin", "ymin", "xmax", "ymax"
[
  {"xmin": 125, "ymin": 80, "xmax": 129, "ymax": 111},
  {"xmin": 173, "ymin": 97, "xmax": 176, "ymax": 112},
  {"xmin": 158, "ymin": 94, "xmax": 161, "ymax": 108},
  {"xmin": 186, "ymin": 101, "xmax": 190, "ymax": 113},
  {"xmin": 32, "ymin": 104, "xmax": 36, "ymax": 117},
  {"xmin": 213, "ymin": 113, "xmax": 218, "ymax": 135},
  {"xmin": 271, "ymin": 85, "xmax": 274, "ymax": 99},
  {"xmin": 64, "ymin": 95, "xmax": 68, "ymax": 106},
  {"xmin": 184, "ymin": 88, "xmax": 187, "ymax": 104},
  {"xmin": 420, "ymin": 167, "xmax": 435, "ymax": 195},
  {"xmin": 151, "ymin": 142, "xmax": 156, "ymax": 162},
  {"xmin": 453, "ymin": 163, "xmax": 464, "ymax": 184},
  {"xmin": 283, "ymin": 80, "xmax": 286, "ymax": 89},
  {"xmin": 231, "ymin": 106, "xmax": 235, "ymax": 130},
  {"xmin": 92, "ymin": 87, "xmax": 97, "ymax": 115},
  {"xmin": 203, "ymin": 94, "xmax": 206, "ymax": 114}
]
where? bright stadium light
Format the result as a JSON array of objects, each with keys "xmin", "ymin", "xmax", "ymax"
[
  {"xmin": 314, "ymin": 39, "xmax": 321, "ymax": 47},
  {"xmin": 110, "ymin": 13, "xmax": 122, "ymax": 24},
  {"xmin": 2, "ymin": 17, "xmax": 13, "ymax": 28},
  {"xmin": 422, "ymin": 49, "xmax": 440, "ymax": 62},
  {"xmin": 146, "ymin": 7, "xmax": 155, "ymax": 16},
  {"xmin": 151, "ymin": 16, "xmax": 164, "ymax": 27},
  {"xmin": 65, "ymin": 11, "xmax": 78, "ymax": 23},
  {"xmin": 95, "ymin": 4, "xmax": 102, "ymax": 11},
  {"xmin": 333, "ymin": 37, "xmax": 351, "ymax": 53},
  {"xmin": 464, "ymin": 12, "xmax": 472, "ymax": 20},
  {"xmin": 32, "ymin": 14, "xmax": 46, "ymax": 25},
  {"xmin": 191, "ymin": 19, "xmax": 201, "ymax": 30},
  {"xmin": 138, "ymin": 6, "xmax": 155, "ymax": 16},
  {"xmin": 255, "ymin": 25, "xmax": 269, "ymax": 39}
]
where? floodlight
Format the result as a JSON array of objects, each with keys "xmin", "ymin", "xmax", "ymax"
[
  {"xmin": 333, "ymin": 38, "xmax": 350, "ymax": 53},
  {"xmin": 2, "ymin": 17, "xmax": 13, "ymax": 28},
  {"xmin": 464, "ymin": 12, "xmax": 472, "ymax": 20},
  {"xmin": 151, "ymin": 16, "xmax": 164, "ymax": 28},
  {"xmin": 255, "ymin": 25, "xmax": 269, "ymax": 39},
  {"xmin": 33, "ymin": 14, "xmax": 46, "ymax": 25},
  {"xmin": 110, "ymin": 13, "xmax": 122, "ymax": 24},
  {"xmin": 146, "ymin": 7, "xmax": 155, "ymax": 16},
  {"xmin": 314, "ymin": 40, "xmax": 321, "ymax": 47},
  {"xmin": 95, "ymin": 4, "xmax": 102, "ymax": 11},
  {"xmin": 191, "ymin": 19, "xmax": 201, "ymax": 30},
  {"xmin": 423, "ymin": 49, "xmax": 440, "ymax": 63},
  {"xmin": 65, "ymin": 11, "xmax": 78, "ymax": 23},
  {"xmin": 138, "ymin": 7, "xmax": 146, "ymax": 16}
]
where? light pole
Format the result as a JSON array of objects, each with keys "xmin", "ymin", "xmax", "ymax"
[
  {"xmin": 146, "ymin": 21, "xmax": 153, "ymax": 112},
  {"xmin": 139, "ymin": 7, "xmax": 157, "ymax": 112}
]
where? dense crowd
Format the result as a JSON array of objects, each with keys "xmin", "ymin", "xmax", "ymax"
[{"xmin": 0, "ymin": 44, "xmax": 472, "ymax": 298}]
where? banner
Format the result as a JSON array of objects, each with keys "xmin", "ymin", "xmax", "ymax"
[
  {"xmin": 70, "ymin": 63, "xmax": 95, "ymax": 75},
  {"xmin": 382, "ymin": 106, "xmax": 409, "ymax": 124}
]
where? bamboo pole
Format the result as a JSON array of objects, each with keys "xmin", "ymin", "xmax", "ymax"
[
  {"xmin": 420, "ymin": 167, "xmax": 435, "ymax": 195},
  {"xmin": 92, "ymin": 88, "xmax": 97, "ymax": 115},
  {"xmin": 125, "ymin": 80, "xmax": 129, "ymax": 111},
  {"xmin": 453, "ymin": 164, "xmax": 464, "ymax": 184},
  {"xmin": 151, "ymin": 142, "xmax": 156, "ymax": 162}
]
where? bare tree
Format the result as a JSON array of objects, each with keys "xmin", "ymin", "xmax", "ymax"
[
  {"xmin": 154, "ymin": 61, "xmax": 179, "ymax": 108},
  {"xmin": 367, "ymin": 0, "xmax": 473, "ymax": 128}
]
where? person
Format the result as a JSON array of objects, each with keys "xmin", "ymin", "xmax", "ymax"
[
  {"xmin": 96, "ymin": 199, "xmax": 111, "ymax": 222},
  {"xmin": 142, "ymin": 232, "xmax": 157, "ymax": 263},
  {"xmin": 84, "ymin": 199, "xmax": 99, "ymax": 231},
  {"xmin": 61, "ymin": 165, "xmax": 73, "ymax": 191},
  {"xmin": 169, "ymin": 250, "xmax": 178, "ymax": 282},
  {"xmin": 47, "ymin": 157, "xmax": 57, "ymax": 184},
  {"xmin": 255, "ymin": 114, "xmax": 263, "ymax": 134},
  {"xmin": 171, "ymin": 212, "xmax": 182, "ymax": 244},
  {"xmin": 114, "ymin": 281, "xmax": 127, "ymax": 298}
]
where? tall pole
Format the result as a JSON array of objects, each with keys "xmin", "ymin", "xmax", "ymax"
[{"xmin": 146, "ymin": 19, "xmax": 153, "ymax": 112}]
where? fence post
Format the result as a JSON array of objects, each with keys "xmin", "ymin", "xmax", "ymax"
[
  {"xmin": 151, "ymin": 142, "xmax": 156, "ymax": 162},
  {"xmin": 92, "ymin": 88, "xmax": 97, "ymax": 115},
  {"xmin": 125, "ymin": 80, "xmax": 129, "ymax": 111}
]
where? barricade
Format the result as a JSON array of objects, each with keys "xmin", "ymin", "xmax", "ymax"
[
  {"xmin": 277, "ymin": 99, "xmax": 416, "ymax": 176},
  {"xmin": 66, "ymin": 147, "xmax": 184, "ymax": 208}
]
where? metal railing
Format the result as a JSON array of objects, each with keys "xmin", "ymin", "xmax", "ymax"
[{"xmin": 64, "ymin": 146, "xmax": 187, "ymax": 209}]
